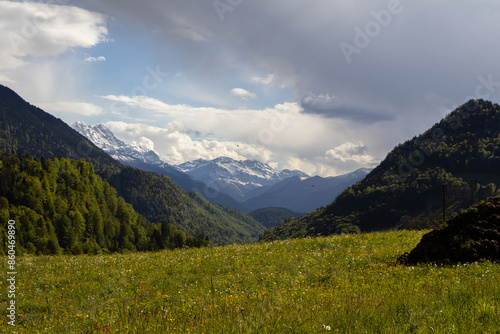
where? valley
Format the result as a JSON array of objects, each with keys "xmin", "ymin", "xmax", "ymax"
[
  {"xmin": 2, "ymin": 1, "xmax": 500, "ymax": 333},
  {"xmin": 71, "ymin": 121, "xmax": 370, "ymax": 213},
  {"xmin": 1, "ymin": 85, "xmax": 499, "ymax": 253},
  {"xmin": 1, "ymin": 80, "xmax": 499, "ymax": 334}
]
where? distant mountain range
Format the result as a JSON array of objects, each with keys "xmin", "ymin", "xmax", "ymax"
[
  {"xmin": 176, "ymin": 157, "xmax": 308, "ymax": 201},
  {"xmin": 178, "ymin": 157, "xmax": 371, "ymax": 212},
  {"xmin": 243, "ymin": 168, "xmax": 372, "ymax": 213},
  {"xmin": 175, "ymin": 158, "xmax": 371, "ymax": 213},
  {"xmin": 0, "ymin": 84, "xmax": 265, "ymax": 245},
  {"xmin": 72, "ymin": 122, "xmax": 371, "ymax": 213},
  {"xmin": 71, "ymin": 121, "xmax": 309, "ymax": 203},
  {"xmin": 5, "ymin": 84, "xmax": 497, "ymax": 247},
  {"xmin": 71, "ymin": 121, "xmax": 244, "ymax": 210},
  {"xmin": 0, "ymin": 83, "xmax": 367, "ymax": 245},
  {"xmin": 262, "ymin": 99, "xmax": 500, "ymax": 241}
]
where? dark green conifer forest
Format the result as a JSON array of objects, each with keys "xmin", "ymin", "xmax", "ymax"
[{"xmin": 0, "ymin": 152, "xmax": 211, "ymax": 255}]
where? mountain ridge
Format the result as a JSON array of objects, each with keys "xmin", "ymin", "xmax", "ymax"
[
  {"xmin": 71, "ymin": 121, "xmax": 163, "ymax": 165},
  {"xmin": 243, "ymin": 168, "xmax": 372, "ymax": 213},
  {"xmin": 70, "ymin": 121, "xmax": 369, "ymax": 213},
  {"xmin": 0, "ymin": 84, "xmax": 265, "ymax": 244},
  {"xmin": 71, "ymin": 121, "xmax": 248, "ymax": 210},
  {"xmin": 176, "ymin": 156, "xmax": 309, "ymax": 202},
  {"xmin": 261, "ymin": 99, "xmax": 500, "ymax": 241}
]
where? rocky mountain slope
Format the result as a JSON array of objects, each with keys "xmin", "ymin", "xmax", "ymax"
[
  {"xmin": 71, "ymin": 121, "xmax": 244, "ymax": 210},
  {"xmin": 71, "ymin": 121, "xmax": 163, "ymax": 165},
  {"xmin": 176, "ymin": 157, "xmax": 309, "ymax": 202}
]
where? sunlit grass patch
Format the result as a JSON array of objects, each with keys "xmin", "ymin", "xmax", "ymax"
[{"xmin": 1, "ymin": 230, "xmax": 499, "ymax": 333}]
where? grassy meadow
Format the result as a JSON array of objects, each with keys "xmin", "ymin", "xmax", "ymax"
[{"xmin": 2, "ymin": 230, "xmax": 500, "ymax": 333}]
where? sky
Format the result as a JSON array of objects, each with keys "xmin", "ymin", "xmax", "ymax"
[{"xmin": 1, "ymin": 0, "xmax": 500, "ymax": 176}]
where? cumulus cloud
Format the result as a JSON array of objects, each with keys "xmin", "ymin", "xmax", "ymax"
[
  {"xmin": 131, "ymin": 136, "xmax": 155, "ymax": 151},
  {"xmin": 326, "ymin": 142, "xmax": 377, "ymax": 165},
  {"xmin": 0, "ymin": 1, "xmax": 107, "ymax": 73},
  {"xmin": 38, "ymin": 101, "xmax": 103, "ymax": 116},
  {"xmin": 99, "ymin": 95, "xmax": 334, "ymax": 161},
  {"xmin": 100, "ymin": 95, "xmax": 227, "ymax": 121},
  {"xmin": 98, "ymin": 95, "xmax": 383, "ymax": 176},
  {"xmin": 103, "ymin": 94, "xmax": 175, "ymax": 111},
  {"xmin": 0, "ymin": 0, "xmax": 109, "ymax": 106},
  {"xmin": 230, "ymin": 88, "xmax": 257, "ymax": 100},
  {"xmin": 281, "ymin": 156, "xmax": 339, "ymax": 178},
  {"xmin": 104, "ymin": 121, "xmax": 274, "ymax": 165}
]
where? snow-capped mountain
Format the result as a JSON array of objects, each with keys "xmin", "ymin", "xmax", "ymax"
[
  {"xmin": 71, "ymin": 121, "xmax": 371, "ymax": 213},
  {"xmin": 176, "ymin": 157, "xmax": 309, "ymax": 201},
  {"xmin": 71, "ymin": 121, "xmax": 162, "ymax": 165},
  {"xmin": 71, "ymin": 121, "xmax": 247, "ymax": 210}
]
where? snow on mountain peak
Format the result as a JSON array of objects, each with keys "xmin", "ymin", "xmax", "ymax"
[
  {"xmin": 71, "ymin": 121, "xmax": 162, "ymax": 165},
  {"xmin": 176, "ymin": 156, "xmax": 309, "ymax": 201}
]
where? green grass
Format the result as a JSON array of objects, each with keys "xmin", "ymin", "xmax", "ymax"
[{"xmin": 2, "ymin": 230, "xmax": 500, "ymax": 333}]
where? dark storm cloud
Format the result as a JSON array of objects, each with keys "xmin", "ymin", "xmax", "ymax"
[
  {"xmin": 300, "ymin": 93, "xmax": 395, "ymax": 123},
  {"xmin": 83, "ymin": 0, "xmax": 500, "ymax": 126}
]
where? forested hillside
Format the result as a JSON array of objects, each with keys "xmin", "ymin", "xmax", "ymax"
[
  {"xmin": 249, "ymin": 207, "xmax": 304, "ymax": 229},
  {"xmin": 0, "ymin": 85, "xmax": 120, "ymax": 172},
  {"xmin": 0, "ymin": 84, "xmax": 264, "ymax": 244},
  {"xmin": 103, "ymin": 167, "xmax": 266, "ymax": 244},
  {"xmin": 401, "ymin": 196, "xmax": 500, "ymax": 265},
  {"xmin": 0, "ymin": 153, "xmax": 211, "ymax": 255},
  {"xmin": 262, "ymin": 100, "xmax": 500, "ymax": 241}
]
